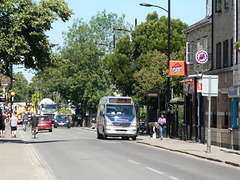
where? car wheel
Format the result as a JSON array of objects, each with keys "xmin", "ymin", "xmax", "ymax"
[
  {"xmin": 49, "ymin": 129, "xmax": 52, "ymax": 132},
  {"xmin": 54, "ymin": 126, "xmax": 57, "ymax": 128},
  {"xmin": 67, "ymin": 126, "xmax": 70, "ymax": 128},
  {"xmin": 132, "ymin": 136, "xmax": 137, "ymax": 141}
]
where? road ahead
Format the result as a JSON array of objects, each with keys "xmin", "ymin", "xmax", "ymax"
[{"xmin": 19, "ymin": 126, "xmax": 240, "ymax": 180}]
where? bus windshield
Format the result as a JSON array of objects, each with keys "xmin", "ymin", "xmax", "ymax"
[
  {"xmin": 42, "ymin": 104, "xmax": 57, "ymax": 110},
  {"xmin": 106, "ymin": 105, "xmax": 135, "ymax": 117}
]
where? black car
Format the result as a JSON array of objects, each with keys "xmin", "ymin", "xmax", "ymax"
[{"xmin": 54, "ymin": 114, "xmax": 71, "ymax": 128}]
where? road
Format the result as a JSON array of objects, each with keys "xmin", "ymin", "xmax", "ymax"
[{"xmin": 19, "ymin": 126, "xmax": 240, "ymax": 180}]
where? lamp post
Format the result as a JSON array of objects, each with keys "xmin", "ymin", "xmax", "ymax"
[
  {"xmin": 140, "ymin": 1, "xmax": 171, "ymax": 137},
  {"xmin": 113, "ymin": 27, "xmax": 131, "ymax": 48}
]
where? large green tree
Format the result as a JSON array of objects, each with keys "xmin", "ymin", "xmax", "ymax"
[
  {"xmin": 0, "ymin": 0, "xmax": 73, "ymax": 76},
  {"xmin": 12, "ymin": 72, "xmax": 29, "ymax": 102},
  {"xmin": 102, "ymin": 12, "xmax": 188, "ymax": 101},
  {"xmin": 31, "ymin": 10, "xmax": 131, "ymax": 113},
  {"xmin": 132, "ymin": 12, "xmax": 188, "ymax": 57}
]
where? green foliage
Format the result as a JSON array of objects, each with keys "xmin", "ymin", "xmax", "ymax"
[
  {"xmin": 31, "ymin": 91, "xmax": 41, "ymax": 113},
  {"xmin": 0, "ymin": 0, "xmax": 73, "ymax": 76},
  {"xmin": 131, "ymin": 14, "xmax": 188, "ymax": 57},
  {"xmin": 102, "ymin": 35, "xmax": 135, "ymax": 96},
  {"xmin": 12, "ymin": 72, "xmax": 29, "ymax": 102},
  {"xmin": 58, "ymin": 109, "xmax": 71, "ymax": 114}
]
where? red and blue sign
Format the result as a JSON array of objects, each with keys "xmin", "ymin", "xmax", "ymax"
[{"xmin": 195, "ymin": 50, "xmax": 208, "ymax": 64}]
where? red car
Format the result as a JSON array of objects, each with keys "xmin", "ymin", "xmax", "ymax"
[{"xmin": 37, "ymin": 115, "xmax": 52, "ymax": 132}]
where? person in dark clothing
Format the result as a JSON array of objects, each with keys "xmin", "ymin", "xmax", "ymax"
[
  {"xmin": 0, "ymin": 109, "xmax": 6, "ymax": 138},
  {"xmin": 71, "ymin": 113, "xmax": 76, "ymax": 127},
  {"xmin": 31, "ymin": 113, "xmax": 38, "ymax": 131}
]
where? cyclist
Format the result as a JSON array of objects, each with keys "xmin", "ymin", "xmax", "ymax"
[
  {"xmin": 31, "ymin": 113, "xmax": 38, "ymax": 135},
  {"xmin": 23, "ymin": 112, "xmax": 28, "ymax": 131}
]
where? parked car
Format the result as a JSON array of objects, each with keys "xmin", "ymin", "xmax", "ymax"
[
  {"xmin": 54, "ymin": 114, "xmax": 71, "ymax": 128},
  {"xmin": 37, "ymin": 115, "xmax": 52, "ymax": 132}
]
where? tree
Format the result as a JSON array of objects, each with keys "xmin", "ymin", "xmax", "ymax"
[
  {"xmin": 133, "ymin": 47, "xmax": 186, "ymax": 107},
  {"xmin": 102, "ymin": 12, "xmax": 188, "ymax": 100},
  {"xmin": 31, "ymin": 10, "xmax": 132, "ymax": 114},
  {"xmin": 12, "ymin": 72, "xmax": 29, "ymax": 102},
  {"xmin": 131, "ymin": 12, "xmax": 188, "ymax": 57},
  {"xmin": 0, "ymin": 0, "xmax": 73, "ymax": 76},
  {"xmin": 102, "ymin": 35, "xmax": 135, "ymax": 96}
]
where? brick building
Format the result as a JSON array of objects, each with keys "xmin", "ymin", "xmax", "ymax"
[{"xmin": 182, "ymin": 0, "xmax": 240, "ymax": 150}]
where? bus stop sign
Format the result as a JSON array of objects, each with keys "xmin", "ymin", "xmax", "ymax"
[{"xmin": 202, "ymin": 75, "xmax": 218, "ymax": 97}]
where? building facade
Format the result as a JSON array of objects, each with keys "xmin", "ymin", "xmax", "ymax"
[{"xmin": 183, "ymin": 0, "xmax": 240, "ymax": 150}]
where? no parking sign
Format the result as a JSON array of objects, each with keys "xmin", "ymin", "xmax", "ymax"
[{"xmin": 195, "ymin": 50, "xmax": 208, "ymax": 64}]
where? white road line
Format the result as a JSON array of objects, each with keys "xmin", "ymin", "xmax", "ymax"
[
  {"xmin": 169, "ymin": 176, "xmax": 180, "ymax": 180},
  {"xmin": 128, "ymin": 160, "xmax": 140, "ymax": 165},
  {"xmin": 146, "ymin": 167, "xmax": 164, "ymax": 175}
]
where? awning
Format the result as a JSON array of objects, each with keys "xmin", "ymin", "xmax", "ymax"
[{"xmin": 169, "ymin": 97, "xmax": 184, "ymax": 104}]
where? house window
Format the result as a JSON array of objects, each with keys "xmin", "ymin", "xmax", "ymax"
[
  {"xmin": 224, "ymin": 0, "xmax": 229, "ymax": 10},
  {"xmin": 216, "ymin": 42, "xmax": 221, "ymax": 69},
  {"xmin": 197, "ymin": 39, "xmax": 201, "ymax": 51},
  {"xmin": 223, "ymin": 40, "xmax": 229, "ymax": 67},
  {"xmin": 186, "ymin": 42, "xmax": 194, "ymax": 64},
  {"xmin": 203, "ymin": 37, "xmax": 208, "ymax": 51},
  {"xmin": 216, "ymin": 0, "xmax": 222, "ymax": 13}
]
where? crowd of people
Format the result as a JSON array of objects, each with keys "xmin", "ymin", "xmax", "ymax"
[{"xmin": 0, "ymin": 109, "xmax": 39, "ymax": 138}]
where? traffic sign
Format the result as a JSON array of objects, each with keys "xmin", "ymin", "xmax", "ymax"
[
  {"xmin": 195, "ymin": 50, "xmax": 208, "ymax": 64},
  {"xmin": 202, "ymin": 75, "xmax": 218, "ymax": 97}
]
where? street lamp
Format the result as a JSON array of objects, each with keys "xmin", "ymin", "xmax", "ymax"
[
  {"xmin": 113, "ymin": 27, "xmax": 131, "ymax": 48},
  {"xmin": 140, "ymin": 1, "xmax": 171, "ymax": 137},
  {"xmin": 113, "ymin": 28, "xmax": 131, "ymax": 33}
]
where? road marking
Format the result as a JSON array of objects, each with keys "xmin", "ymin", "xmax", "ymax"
[
  {"xmin": 128, "ymin": 160, "xmax": 140, "ymax": 165},
  {"xmin": 146, "ymin": 167, "xmax": 164, "ymax": 175}
]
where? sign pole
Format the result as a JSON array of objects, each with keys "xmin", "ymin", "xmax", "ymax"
[{"xmin": 207, "ymin": 77, "xmax": 211, "ymax": 153}]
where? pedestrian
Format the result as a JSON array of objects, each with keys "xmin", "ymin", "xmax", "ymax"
[
  {"xmin": 152, "ymin": 122, "xmax": 159, "ymax": 139},
  {"xmin": 23, "ymin": 112, "xmax": 28, "ymax": 130},
  {"xmin": 71, "ymin": 113, "xmax": 76, "ymax": 127},
  {"xmin": 158, "ymin": 114, "xmax": 166, "ymax": 140},
  {"xmin": 147, "ymin": 122, "xmax": 156, "ymax": 138},
  {"xmin": 0, "ymin": 109, "xmax": 6, "ymax": 137},
  {"xmin": 10, "ymin": 114, "xmax": 18, "ymax": 138}
]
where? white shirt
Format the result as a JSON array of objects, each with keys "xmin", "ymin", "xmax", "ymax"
[{"xmin": 10, "ymin": 116, "xmax": 18, "ymax": 127}]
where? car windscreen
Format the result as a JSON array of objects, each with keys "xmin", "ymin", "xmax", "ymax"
[
  {"xmin": 56, "ymin": 115, "xmax": 70, "ymax": 121},
  {"xmin": 38, "ymin": 117, "xmax": 49, "ymax": 121}
]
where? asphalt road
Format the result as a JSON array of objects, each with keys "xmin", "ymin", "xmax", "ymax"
[{"xmin": 20, "ymin": 126, "xmax": 240, "ymax": 180}]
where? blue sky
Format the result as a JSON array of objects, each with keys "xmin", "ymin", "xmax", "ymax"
[{"xmin": 21, "ymin": 0, "xmax": 207, "ymax": 82}]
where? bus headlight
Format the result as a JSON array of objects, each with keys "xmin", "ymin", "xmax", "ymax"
[
  {"xmin": 105, "ymin": 116, "xmax": 113, "ymax": 127},
  {"xmin": 131, "ymin": 118, "xmax": 137, "ymax": 127}
]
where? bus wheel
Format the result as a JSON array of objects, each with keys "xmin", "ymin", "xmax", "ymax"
[
  {"xmin": 97, "ymin": 128, "xmax": 103, "ymax": 139},
  {"xmin": 102, "ymin": 129, "xmax": 108, "ymax": 140}
]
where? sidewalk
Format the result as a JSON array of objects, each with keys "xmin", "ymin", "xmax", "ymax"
[
  {"xmin": 136, "ymin": 134, "xmax": 240, "ymax": 168},
  {"xmin": 0, "ymin": 124, "xmax": 54, "ymax": 180}
]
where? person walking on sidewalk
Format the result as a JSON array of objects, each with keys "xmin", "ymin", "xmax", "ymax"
[
  {"xmin": 10, "ymin": 115, "xmax": 18, "ymax": 138},
  {"xmin": 0, "ymin": 109, "xmax": 6, "ymax": 137},
  {"xmin": 158, "ymin": 114, "xmax": 166, "ymax": 140}
]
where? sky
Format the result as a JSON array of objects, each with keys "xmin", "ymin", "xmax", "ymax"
[{"xmin": 20, "ymin": 0, "xmax": 207, "ymax": 83}]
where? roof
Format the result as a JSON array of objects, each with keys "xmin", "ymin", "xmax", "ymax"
[{"xmin": 182, "ymin": 17, "xmax": 212, "ymax": 35}]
